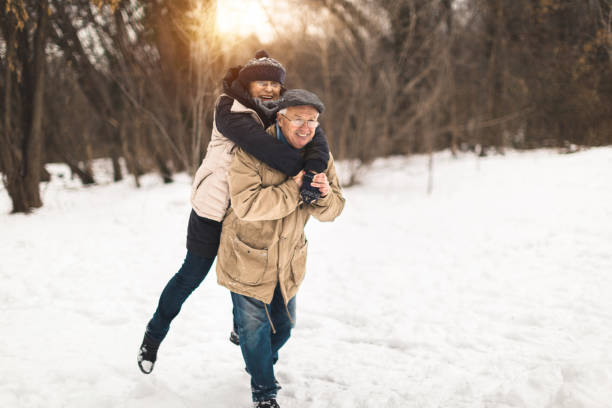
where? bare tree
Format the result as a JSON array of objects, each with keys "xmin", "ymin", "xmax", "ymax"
[{"xmin": 0, "ymin": 0, "xmax": 49, "ymax": 213}]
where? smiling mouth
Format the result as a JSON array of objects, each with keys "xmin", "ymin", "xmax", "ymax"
[{"xmin": 259, "ymin": 95, "xmax": 274, "ymax": 100}]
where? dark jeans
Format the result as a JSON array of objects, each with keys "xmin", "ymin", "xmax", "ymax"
[
  {"xmin": 146, "ymin": 251, "xmax": 215, "ymax": 343},
  {"xmin": 232, "ymin": 284, "xmax": 296, "ymax": 402}
]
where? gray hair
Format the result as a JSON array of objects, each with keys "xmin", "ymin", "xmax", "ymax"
[{"xmin": 277, "ymin": 107, "xmax": 320, "ymax": 121}]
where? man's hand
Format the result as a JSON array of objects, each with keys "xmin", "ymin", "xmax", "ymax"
[
  {"xmin": 292, "ymin": 170, "xmax": 305, "ymax": 188},
  {"xmin": 310, "ymin": 172, "xmax": 330, "ymax": 197}
]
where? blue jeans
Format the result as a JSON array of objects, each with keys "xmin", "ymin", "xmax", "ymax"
[
  {"xmin": 146, "ymin": 251, "xmax": 215, "ymax": 343},
  {"xmin": 232, "ymin": 284, "xmax": 296, "ymax": 402}
]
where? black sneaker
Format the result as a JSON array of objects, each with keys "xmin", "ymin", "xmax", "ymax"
[
  {"xmin": 137, "ymin": 334, "xmax": 160, "ymax": 374},
  {"xmin": 229, "ymin": 329, "xmax": 240, "ymax": 345},
  {"xmin": 254, "ymin": 399, "xmax": 280, "ymax": 408}
]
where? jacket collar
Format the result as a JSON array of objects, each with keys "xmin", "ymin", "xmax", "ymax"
[
  {"xmin": 230, "ymin": 98, "xmax": 255, "ymax": 114},
  {"xmin": 275, "ymin": 122, "xmax": 290, "ymax": 145}
]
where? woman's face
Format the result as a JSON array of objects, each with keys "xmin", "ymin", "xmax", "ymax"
[{"xmin": 248, "ymin": 80, "xmax": 282, "ymax": 101}]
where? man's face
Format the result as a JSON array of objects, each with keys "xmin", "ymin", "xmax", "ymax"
[
  {"xmin": 277, "ymin": 105, "xmax": 319, "ymax": 149},
  {"xmin": 248, "ymin": 80, "xmax": 282, "ymax": 101}
]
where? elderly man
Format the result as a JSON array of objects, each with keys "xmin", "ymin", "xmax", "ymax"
[{"xmin": 217, "ymin": 90, "xmax": 345, "ymax": 408}]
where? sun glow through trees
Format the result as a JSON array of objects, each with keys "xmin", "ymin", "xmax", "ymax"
[{"xmin": 215, "ymin": 0, "xmax": 276, "ymax": 43}]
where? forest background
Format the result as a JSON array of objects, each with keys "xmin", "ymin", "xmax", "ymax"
[{"xmin": 1, "ymin": 0, "xmax": 611, "ymax": 214}]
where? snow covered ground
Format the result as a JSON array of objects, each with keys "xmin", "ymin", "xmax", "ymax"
[{"xmin": 1, "ymin": 147, "xmax": 612, "ymax": 408}]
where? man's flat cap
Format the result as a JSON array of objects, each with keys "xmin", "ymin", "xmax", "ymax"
[{"xmin": 278, "ymin": 89, "xmax": 325, "ymax": 113}]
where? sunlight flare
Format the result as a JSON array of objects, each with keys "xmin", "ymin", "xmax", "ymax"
[{"xmin": 215, "ymin": 0, "xmax": 276, "ymax": 42}]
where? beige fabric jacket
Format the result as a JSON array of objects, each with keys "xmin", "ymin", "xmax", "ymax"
[
  {"xmin": 216, "ymin": 126, "xmax": 345, "ymax": 305},
  {"xmin": 190, "ymin": 95, "xmax": 264, "ymax": 222}
]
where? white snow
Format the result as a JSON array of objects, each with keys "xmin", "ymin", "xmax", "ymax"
[{"xmin": 1, "ymin": 148, "xmax": 612, "ymax": 408}]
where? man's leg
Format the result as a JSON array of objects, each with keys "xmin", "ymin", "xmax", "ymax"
[
  {"xmin": 229, "ymin": 308, "xmax": 240, "ymax": 345},
  {"xmin": 145, "ymin": 251, "xmax": 215, "ymax": 342},
  {"xmin": 232, "ymin": 291, "xmax": 278, "ymax": 403},
  {"xmin": 270, "ymin": 285, "xmax": 296, "ymax": 366}
]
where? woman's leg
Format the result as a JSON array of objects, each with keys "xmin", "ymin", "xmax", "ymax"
[{"xmin": 145, "ymin": 251, "xmax": 215, "ymax": 342}]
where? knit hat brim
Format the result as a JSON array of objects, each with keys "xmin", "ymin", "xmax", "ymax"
[
  {"xmin": 238, "ymin": 66, "xmax": 286, "ymax": 85},
  {"xmin": 238, "ymin": 50, "xmax": 286, "ymax": 85}
]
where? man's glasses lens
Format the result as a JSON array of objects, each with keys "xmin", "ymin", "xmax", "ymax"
[
  {"xmin": 281, "ymin": 113, "xmax": 318, "ymax": 128},
  {"xmin": 291, "ymin": 119, "xmax": 318, "ymax": 128}
]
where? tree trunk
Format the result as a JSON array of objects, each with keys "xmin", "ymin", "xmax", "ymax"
[
  {"xmin": 485, "ymin": 0, "xmax": 506, "ymax": 153},
  {"xmin": 82, "ymin": 128, "xmax": 95, "ymax": 180},
  {"xmin": 119, "ymin": 107, "xmax": 141, "ymax": 188},
  {"xmin": 146, "ymin": 124, "xmax": 173, "ymax": 184},
  {"xmin": 0, "ymin": 17, "xmax": 23, "ymax": 211},
  {"xmin": 110, "ymin": 142, "xmax": 123, "ymax": 182},
  {"xmin": 1, "ymin": 39, "xmax": 29, "ymax": 212},
  {"xmin": 22, "ymin": 0, "xmax": 49, "ymax": 209},
  {"xmin": 0, "ymin": 8, "xmax": 46, "ymax": 214},
  {"xmin": 68, "ymin": 161, "xmax": 96, "ymax": 185},
  {"xmin": 443, "ymin": 0, "xmax": 459, "ymax": 156}
]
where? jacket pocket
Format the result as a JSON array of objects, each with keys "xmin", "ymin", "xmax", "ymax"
[
  {"xmin": 290, "ymin": 239, "xmax": 308, "ymax": 287},
  {"xmin": 232, "ymin": 235, "xmax": 268, "ymax": 285}
]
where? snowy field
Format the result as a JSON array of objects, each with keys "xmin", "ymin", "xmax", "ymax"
[{"xmin": 1, "ymin": 147, "xmax": 612, "ymax": 408}]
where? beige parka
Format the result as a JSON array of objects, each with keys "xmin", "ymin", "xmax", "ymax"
[{"xmin": 216, "ymin": 126, "xmax": 345, "ymax": 305}]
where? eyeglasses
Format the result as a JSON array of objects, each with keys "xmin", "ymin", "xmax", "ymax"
[
  {"xmin": 280, "ymin": 113, "xmax": 319, "ymax": 129},
  {"xmin": 253, "ymin": 81, "xmax": 282, "ymax": 90}
]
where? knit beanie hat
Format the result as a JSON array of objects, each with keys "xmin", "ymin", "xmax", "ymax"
[
  {"xmin": 278, "ymin": 89, "xmax": 325, "ymax": 114},
  {"xmin": 238, "ymin": 50, "xmax": 286, "ymax": 85}
]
